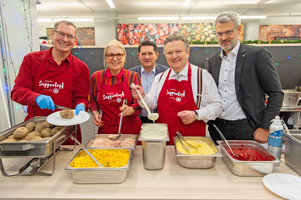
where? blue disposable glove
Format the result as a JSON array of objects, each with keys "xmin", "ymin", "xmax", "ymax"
[
  {"xmin": 35, "ymin": 95, "xmax": 55, "ymax": 111},
  {"xmin": 75, "ymin": 104, "xmax": 85, "ymax": 115}
]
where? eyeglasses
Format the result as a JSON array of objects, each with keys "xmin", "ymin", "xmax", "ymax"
[
  {"xmin": 216, "ymin": 29, "xmax": 236, "ymax": 37},
  {"xmin": 54, "ymin": 31, "xmax": 76, "ymax": 41},
  {"xmin": 106, "ymin": 53, "xmax": 124, "ymax": 60}
]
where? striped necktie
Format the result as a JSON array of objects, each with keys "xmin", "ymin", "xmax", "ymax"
[{"xmin": 175, "ymin": 73, "xmax": 181, "ymax": 81}]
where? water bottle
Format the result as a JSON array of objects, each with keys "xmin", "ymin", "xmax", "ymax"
[{"xmin": 268, "ymin": 116, "xmax": 284, "ymax": 167}]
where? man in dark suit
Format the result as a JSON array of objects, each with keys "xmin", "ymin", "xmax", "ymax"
[
  {"xmin": 208, "ymin": 11, "xmax": 283, "ymax": 144},
  {"xmin": 129, "ymin": 41, "xmax": 168, "ymax": 123}
]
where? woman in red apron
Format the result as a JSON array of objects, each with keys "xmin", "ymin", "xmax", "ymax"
[
  {"xmin": 90, "ymin": 40, "xmax": 142, "ymax": 141},
  {"xmin": 157, "ymin": 63, "xmax": 206, "ymax": 145}
]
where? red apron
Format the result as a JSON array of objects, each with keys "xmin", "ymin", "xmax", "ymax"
[
  {"xmin": 157, "ymin": 63, "xmax": 206, "ymax": 145},
  {"xmin": 26, "ymin": 50, "xmax": 81, "ymax": 145},
  {"xmin": 97, "ymin": 69, "xmax": 142, "ymax": 142}
]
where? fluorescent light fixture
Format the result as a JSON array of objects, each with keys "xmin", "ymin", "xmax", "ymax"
[
  {"xmin": 37, "ymin": 19, "xmax": 52, "ymax": 22},
  {"xmin": 53, "ymin": 18, "xmax": 94, "ymax": 22},
  {"xmin": 138, "ymin": 17, "xmax": 179, "ymax": 20},
  {"xmin": 106, "ymin": 0, "xmax": 115, "ymax": 8},
  {"xmin": 240, "ymin": 15, "xmax": 267, "ymax": 19},
  {"xmin": 181, "ymin": 16, "xmax": 216, "ymax": 20},
  {"xmin": 183, "ymin": 0, "xmax": 191, "ymax": 7},
  {"xmin": 256, "ymin": 0, "xmax": 269, "ymax": 6}
]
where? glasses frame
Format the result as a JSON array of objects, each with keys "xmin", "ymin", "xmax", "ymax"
[
  {"xmin": 54, "ymin": 30, "xmax": 76, "ymax": 41},
  {"xmin": 216, "ymin": 28, "xmax": 236, "ymax": 37},
  {"xmin": 106, "ymin": 53, "xmax": 124, "ymax": 60}
]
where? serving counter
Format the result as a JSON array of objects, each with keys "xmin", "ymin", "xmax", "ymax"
[{"xmin": 0, "ymin": 145, "xmax": 299, "ymax": 200}]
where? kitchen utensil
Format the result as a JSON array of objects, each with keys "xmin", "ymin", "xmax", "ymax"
[
  {"xmin": 176, "ymin": 132, "xmax": 190, "ymax": 154},
  {"xmin": 108, "ymin": 99, "xmax": 127, "ymax": 141},
  {"xmin": 213, "ymin": 124, "xmax": 238, "ymax": 158},
  {"xmin": 131, "ymin": 83, "xmax": 159, "ymax": 122},
  {"xmin": 70, "ymin": 135, "xmax": 103, "ymax": 168},
  {"xmin": 176, "ymin": 131, "xmax": 198, "ymax": 153},
  {"xmin": 54, "ymin": 105, "xmax": 71, "ymax": 110}
]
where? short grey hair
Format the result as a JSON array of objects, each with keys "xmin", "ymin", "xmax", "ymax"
[
  {"xmin": 163, "ymin": 34, "xmax": 189, "ymax": 55},
  {"xmin": 103, "ymin": 40, "xmax": 126, "ymax": 69},
  {"xmin": 54, "ymin": 20, "xmax": 77, "ymax": 36},
  {"xmin": 214, "ymin": 11, "xmax": 241, "ymax": 29}
]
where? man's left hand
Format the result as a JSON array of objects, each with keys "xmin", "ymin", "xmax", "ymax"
[
  {"xmin": 75, "ymin": 104, "xmax": 85, "ymax": 115},
  {"xmin": 177, "ymin": 110, "xmax": 195, "ymax": 125},
  {"xmin": 254, "ymin": 128, "xmax": 269, "ymax": 143}
]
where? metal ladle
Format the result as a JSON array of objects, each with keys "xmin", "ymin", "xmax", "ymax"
[
  {"xmin": 131, "ymin": 83, "xmax": 159, "ymax": 122},
  {"xmin": 108, "ymin": 99, "xmax": 127, "ymax": 141},
  {"xmin": 213, "ymin": 124, "xmax": 238, "ymax": 158}
]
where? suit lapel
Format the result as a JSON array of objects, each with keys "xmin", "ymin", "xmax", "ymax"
[
  {"xmin": 212, "ymin": 54, "xmax": 222, "ymax": 85},
  {"xmin": 235, "ymin": 44, "xmax": 246, "ymax": 95},
  {"xmin": 137, "ymin": 65, "xmax": 142, "ymax": 75}
]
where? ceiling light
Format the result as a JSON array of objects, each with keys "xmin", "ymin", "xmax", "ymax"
[
  {"xmin": 240, "ymin": 15, "xmax": 267, "ymax": 19},
  {"xmin": 181, "ymin": 16, "xmax": 216, "ymax": 20},
  {"xmin": 53, "ymin": 18, "xmax": 94, "ymax": 22},
  {"xmin": 37, "ymin": 19, "xmax": 52, "ymax": 22},
  {"xmin": 183, "ymin": 0, "xmax": 191, "ymax": 7},
  {"xmin": 138, "ymin": 17, "xmax": 179, "ymax": 20},
  {"xmin": 106, "ymin": 0, "xmax": 115, "ymax": 8},
  {"xmin": 256, "ymin": 0, "xmax": 269, "ymax": 6}
]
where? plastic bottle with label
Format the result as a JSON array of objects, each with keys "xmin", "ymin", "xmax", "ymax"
[{"xmin": 268, "ymin": 116, "xmax": 284, "ymax": 167}]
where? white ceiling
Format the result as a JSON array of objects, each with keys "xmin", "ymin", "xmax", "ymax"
[{"xmin": 36, "ymin": 0, "xmax": 301, "ymax": 19}]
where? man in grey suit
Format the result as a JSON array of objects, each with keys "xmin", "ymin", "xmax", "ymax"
[
  {"xmin": 208, "ymin": 11, "xmax": 283, "ymax": 144},
  {"xmin": 129, "ymin": 41, "xmax": 169, "ymax": 123}
]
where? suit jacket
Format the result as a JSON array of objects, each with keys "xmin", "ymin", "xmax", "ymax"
[
  {"xmin": 208, "ymin": 43, "xmax": 283, "ymax": 130},
  {"xmin": 128, "ymin": 63, "xmax": 169, "ymax": 76}
]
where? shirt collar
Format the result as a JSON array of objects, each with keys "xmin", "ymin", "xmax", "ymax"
[
  {"xmin": 141, "ymin": 65, "xmax": 156, "ymax": 75},
  {"xmin": 170, "ymin": 63, "xmax": 188, "ymax": 77},
  {"xmin": 47, "ymin": 47, "xmax": 72, "ymax": 65},
  {"xmin": 220, "ymin": 41, "xmax": 240, "ymax": 58},
  {"xmin": 106, "ymin": 68, "xmax": 124, "ymax": 79}
]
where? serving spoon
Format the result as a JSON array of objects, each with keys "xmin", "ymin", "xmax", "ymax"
[
  {"xmin": 131, "ymin": 83, "xmax": 159, "ymax": 122},
  {"xmin": 108, "ymin": 99, "xmax": 127, "ymax": 141}
]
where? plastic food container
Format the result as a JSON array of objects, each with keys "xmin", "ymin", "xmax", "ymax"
[
  {"xmin": 138, "ymin": 123, "xmax": 169, "ymax": 170},
  {"xmin": 282, "ymin": 89, "xmax": 301, "ymax": 107},
  {"xmin": 284, "ymin": 133, "xmax": 301, "ymax": 175},
  {"xmin": 217, "ymin": 140, "xmax": 282, "ymax": 177},
  {"xmin": 173, "ymin": 137, "xmax": 222, "ymax": 169},
  {"xmin": 85, "ymin": 134, "xmax": 137, "ymax": 160},
  {"xmin": 65, "ymin": 148, "xmax": 131, "ymax": 184}
]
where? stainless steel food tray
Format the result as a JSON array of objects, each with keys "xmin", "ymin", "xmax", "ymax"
[
  {"xmin": 0, "ymin": 116, "xmax": 74, "ymax": 158},
  {"xmin": 85, "ymin": 134, "xmax": 137, "ymax": 160},
  {"xmin": 138, "ymin": 123, "xmax": 169, "ymax": 142},
  {"xmin": 217, "ymin": 140, "xmax": 281, "ymax": 177},
  {"xmin": 284, "ymin": 133, "xmax": 301, "ymax": 175},
  {"xmin": 173, "ymin": 137, "xmax": 222, "ymax": 169},
  {"xmin": 65, "ymin": 148, "xmax": 131, "ymax": 184}
]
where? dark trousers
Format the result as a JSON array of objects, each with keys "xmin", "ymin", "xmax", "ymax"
[
  {"xmin": 140, "ymin": 116, "xmax": 154, "ymax": 123},
  {"xmin": 208, "ymin": 118, "xmax": 254, "ymax": 144}
]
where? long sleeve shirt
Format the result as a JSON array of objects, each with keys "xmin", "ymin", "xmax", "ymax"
[
  {"xmin": 11, "ymin": 48, "xmax": 90, "ymax": 111},
  {"xmin": 139, "ymin": 63, "xmax": 223, "ymax": 122},
  {"xmin": 90, "ymin": 68, "xmax": 142, "ymax": 115}
]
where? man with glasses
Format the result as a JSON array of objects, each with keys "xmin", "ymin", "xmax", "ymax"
[
  {"xmin": 207, "ymin": 11, "xmax": 283, "ymax": 144},
  {"xmin": 11, "ymin": 20, "xmax": 89, "ymax": 144},
  {"xmin": 131, "ymin": 34, "xmax": 223, "ymax": 145},
  {"xmin": 129, "ymin": 41, "xmax": 168, "ymax": 123}
]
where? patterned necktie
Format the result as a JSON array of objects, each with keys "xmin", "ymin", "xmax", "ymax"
[{"xmin": 175, "ymin": 73, "xmax": 181, "ymax": 81}]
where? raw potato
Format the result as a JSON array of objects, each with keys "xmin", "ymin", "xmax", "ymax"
[
  {"xmin": 13, "ymin": 127, "xmax": 29, "ymax": 139},
  {"xmin": 44, "ymin": 121, "xmax": 55, "ymax": 128},
  {"xmin": 35, "ymin": 123, "xmax": 45, "ymax": 132},
  {"xmin": 60, "ymin": 109, "xmax": 74, "ymax": 119},
  {"xmin": 26, "ymin": 122, "xmax": 36, "ymax": 132},
  {"xmin": 41, "ymin": 128, "xmax": 52, "ymax": 138},
  {"xmin": 8, "ymin": 135, "xmax": 14, "ymax": 139},
  {"xmin": 51, "ymin": 126, "xmax": 62, "ymax": 136},
  {"xmin": 32, "ymin": 136, "xmax": 43, "ymax": 141},
  {"xmin": 2, "ymin": 138, "xmax": 17, "ymax": 142},
  {"xmin": 19, "ymin": 139, "xmax": 29, "ymax": 142},
  {"xmin": 29, "ymin": 131, "xmax": 41, "ymax": 137},
  {"xmin": 25, "ymin": 133, "xmax": 36, "ymax": 141}
]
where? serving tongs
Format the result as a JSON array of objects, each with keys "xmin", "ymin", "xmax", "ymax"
[{"xmin": 176, "ymin": 131, "xmax": 198, "ymax": 154}]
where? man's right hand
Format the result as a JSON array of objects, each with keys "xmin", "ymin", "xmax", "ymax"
[
  {"xmin": 35, "ymin": 95, "xmax": 55, "ymax": 111},
  {"xmin": 131, "ymin": 84, "xmax": 145, "ymax": 100}
]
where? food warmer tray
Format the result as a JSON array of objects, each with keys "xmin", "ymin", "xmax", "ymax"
[{"xmin": 0, "ymin": 116, "xmax": 76, "ymax": 176}]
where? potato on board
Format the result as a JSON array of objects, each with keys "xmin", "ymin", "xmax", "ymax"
[
  {"xmin": 13, "ymin": 127, "xmax": 29, "ymax": 139},
  {"xmin": 41, "ymin": 128, "xmax": 52, "ymax": 138},
  {"xmin": 35, "ymin": 123, "xmax": 45, "ymax": 132},
  {"xmin": 60, "ymin": 109, "xmax": 74, "ymax": 119},
  {"xmin": 26, "ymin": 122, "xmax": 36, "ymax": 132}
]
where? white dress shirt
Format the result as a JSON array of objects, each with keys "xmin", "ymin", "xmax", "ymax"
[
  {"xmin": 139, "ymin": 63, "xmax": 223, "ymax": 122},
  {"xmin": 218, "ymin": 42, "xmax": 246, "ymax": 120},
  {"xmin": 140, "ymin": 66, "xmax": 156, "ymax": 117}
]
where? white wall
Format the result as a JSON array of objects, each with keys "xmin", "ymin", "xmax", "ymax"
[{"xmin": 0, "ymin": 0, "xmax": 39, "ymax": 132}]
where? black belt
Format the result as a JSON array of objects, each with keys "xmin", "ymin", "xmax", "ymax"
[{"xmin": 215, "ymin": 118, "xmax": 248, "ymax": 125}]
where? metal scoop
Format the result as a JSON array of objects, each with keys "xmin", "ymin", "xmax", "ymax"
[
  {"xmin": 131, "ymin": 83, "xmax": 159, "ymax": 122},
  {"xmin": 108, "ymin": 99, "xmax": 127, "ymax": 140},
  {"xmin": 70, "ymin": 135, "xmax": 103, "ymax": 167},
  {"xmin": 176, "ymin": 131, "xmax": 198, "ymax": 153},
  {"xmin": 213, "ymin": 124, "xmax": 238, "ymax": 158}
]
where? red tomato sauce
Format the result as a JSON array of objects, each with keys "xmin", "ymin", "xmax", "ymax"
[{"xmin": 226, "ymin": 149, "xmax": 274, "ymax": 161}]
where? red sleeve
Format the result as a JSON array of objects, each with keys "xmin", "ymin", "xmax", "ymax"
[
  {"xmin": 90, "ymin": 71, "xmax": 102, "ymax": 112},
  {"xmin": 73, "ymin": 61, "xmax": 90, "ymax": 110},
  {"xmin": 11, "ymin": 53, "xmax": 41, "ymax": 106}
]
